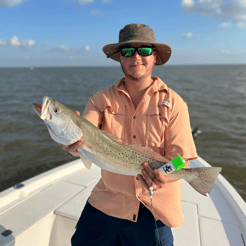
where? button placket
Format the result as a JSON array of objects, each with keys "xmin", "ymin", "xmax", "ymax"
[
  {"xmin": 131, "ymin": 111, "xmax": 137, "ymax": 141},
  {"xmin": 135, "ymin": 175, "xmax": 142, "ymax": 199}
]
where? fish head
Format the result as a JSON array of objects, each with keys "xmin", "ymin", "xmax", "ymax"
[{"xmin": 33, "ymin": 96, "xmax": 83, "ymax": 146}]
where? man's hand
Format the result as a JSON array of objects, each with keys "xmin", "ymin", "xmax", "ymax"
[
  {"xmin": 138, "ymin": 162, "xmax": 167, "ymax": 191},
  {"xmin": 57, "ymin": 111, "xmax": 84, "ymax": 156}
]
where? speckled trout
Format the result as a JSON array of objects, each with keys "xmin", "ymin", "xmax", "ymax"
[{"xmin": 33, "ymin": 96, "xmax": 222, "ymax": 196}]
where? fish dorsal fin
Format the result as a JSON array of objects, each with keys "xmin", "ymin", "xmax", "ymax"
[
  {"xmin": 129, "ymin": 144, "xmax": 170, "ymax": 163},
  {"xmin": 100, "ymin": 130, "xmax": 123, "ymax": 144}
]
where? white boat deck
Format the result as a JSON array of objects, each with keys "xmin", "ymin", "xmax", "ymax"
[{"xmin": 0, "ymin": 156, "xmax": 246, "ymax": 246}]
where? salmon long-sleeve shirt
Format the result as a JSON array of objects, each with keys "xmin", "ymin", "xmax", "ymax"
[{"xmin": 82, "ymin": 76, "xmax": 198, "ymax": 228}]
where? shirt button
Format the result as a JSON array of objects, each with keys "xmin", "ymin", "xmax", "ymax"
[
  {"xmin": 133, "ymin": 116, "xmax": 136, "ymax": 119},
  {"xmin": 133, "ymin": 135, "xmax": 136, "ymax": 139}
]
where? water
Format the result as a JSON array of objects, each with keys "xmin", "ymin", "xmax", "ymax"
[{"xmin": 0, "ymin": 65, "xmax": 245, "ymax": 202}]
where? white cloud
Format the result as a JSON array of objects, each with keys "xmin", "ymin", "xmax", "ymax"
[
  {"xmin": 85, "ymin": 45, "xmax": 90, "ymax": 51},
  {"xmin": 181, "ymin": 0, "xmax": 246, "ymax": 25},
  {"xmin": 218, "ymin": 21, "xmax": 231, "ymax": 28},
  {"xmin": 0, "ymin": 0, "xmax": 27, "ymax": 7},
  {"xmin": 47, "ymin": 45, "xmax": 80, "ymax": 52},
  {"xmin": 21, "ymin": 39, "xmax": 36, "ymax": 47},
  {"xmin": 182, "ymin": 0, "xmax": 194, "ymax": 6},
  {"xmin": 48, "ymin": 45, "xmax": 70, "ymax": 52},
  {"xmin": 102, "ymin": 0, "xmax": 113, "ymax": 3},
  {"xmin": 10, "ymin": 36, "xmax": 21, "ymax": 46},
  {"xmin": 0, "ymin": 36, "xmax": 36, "ymax": 47},
  {"xmin": 221, "ymin": 49, "xmax": 231, "ymax": 54},
  {"xmin": 76, "ymin": 0, "xmax": 94, "ymax": 5},
  {"xmin": 58, "ymin": 45, "xmax": 70, "ymax": 51},
  {"xmin": 0, "ymin": 39, "xmax": 8, "ymax": 46},
  {"xmin": 91, "ymin": 9, "xmax": 104, "ymax": 17},
  {"xmin": 15, "ymin": 55, "xmax": 29, "ymax": 60},
  {"xmin": 60, "ymin": 0, "xmax": 94, "ymax": 6},
  {"xmin": 237, "ymin": 21, "xmax": 246, "ymax": 28},
  {"xmin": 182, "ymin": 32, "xmax": 201, "ymax": 38}
]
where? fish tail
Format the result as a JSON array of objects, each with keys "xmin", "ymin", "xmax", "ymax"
[{"xmin": 185, "ymin": 167, "xmax": 222, "ymax": 196}]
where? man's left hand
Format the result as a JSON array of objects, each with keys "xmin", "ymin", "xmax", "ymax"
[{"xmin": 138, "ymin": 162, "xmax": 167, "ymax": 191}]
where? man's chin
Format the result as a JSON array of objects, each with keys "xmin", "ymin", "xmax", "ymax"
[
  {"xmin": 125, "ymin": 73, "xmax": 144, "ymax": 81},
  {"xmin": 121, "ymin": 63, "xmax": 151, "ymax": 81},
  {"xmin": 125, "ymin": 69, "xmax": 145, "ymax": 80}
]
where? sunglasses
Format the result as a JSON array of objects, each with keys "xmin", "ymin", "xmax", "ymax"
[{"xmin": 120, "ymin": 47, "xmax": 154, "ymax": 57}]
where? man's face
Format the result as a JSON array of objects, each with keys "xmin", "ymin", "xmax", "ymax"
[{"xmin": 119, "ymin": 43, "xmax": 157, "ymax": 81}]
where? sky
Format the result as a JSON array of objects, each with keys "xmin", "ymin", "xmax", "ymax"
[{"xmin": 0, "ymin": 0, "xmax": 246, "ymax": 67}]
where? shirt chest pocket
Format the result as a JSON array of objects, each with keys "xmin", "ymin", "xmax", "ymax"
[
  {"xmin": 102, "ymin": 105, "xmax": 125, "ymax": 141},
  {"xmin": 146, "ymin": 104, "xmax": 170, "ymax": 148}
]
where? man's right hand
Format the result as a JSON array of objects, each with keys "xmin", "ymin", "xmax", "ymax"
[{"xmin": 57, "ymin": 111, "xmax": 84, "ymax": 157}]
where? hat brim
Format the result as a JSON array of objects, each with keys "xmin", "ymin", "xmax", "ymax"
[{"xmin": 103, "ymin": 40, "xmax": 172, "ymax": 65}]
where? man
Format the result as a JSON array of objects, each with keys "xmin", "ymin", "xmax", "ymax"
[{"xmin": 61, "ymin": 23, "xmax": 198, "ymax": 246}]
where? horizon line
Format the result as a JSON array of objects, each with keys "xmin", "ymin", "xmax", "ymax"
[{"xmin": 0, "ymin": 63, "xmax": 245, "ymax": 69}]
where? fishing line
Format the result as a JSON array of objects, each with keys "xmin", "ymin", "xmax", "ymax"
[{"xmin": 149, "ymin": 186, "xmax": 161, "ymax": 246}]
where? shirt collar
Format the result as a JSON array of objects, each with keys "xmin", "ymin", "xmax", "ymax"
[
  {"xmin": 116, "ymin": 78, "xmax": 125, "ymax": 88},
  {"xmin": 152, "ymin": 77, "xmax": 168, "ymax": 93},
  {"xmin": 115, "ymin": 77, "xmax": 168, "ymax": 93}
]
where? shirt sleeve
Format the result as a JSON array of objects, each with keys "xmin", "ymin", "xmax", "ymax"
[
  {"xmin": 164, "ymin": 102, "xmax": 198, "ymax": 163},
  {"xmin": 82, "ymin": 97, "xmax": 104, "ymax": 128}
]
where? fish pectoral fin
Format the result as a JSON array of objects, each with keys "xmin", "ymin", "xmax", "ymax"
[{"xmin": 78, "ymin": 152, "xmax": 93, "ymax": 170}]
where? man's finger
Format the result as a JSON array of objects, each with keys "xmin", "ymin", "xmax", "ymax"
[
  {"xmin": 75, "ymin": 111, "xmax": 80, "ymax": 116},
  {"xmin": 142, "ymin": 162, "xmax": 155, "ymax": 180},
  {"xmin": 142, "ymin": 169, "xmax": 155, "ymax": 187},
  {"xmin": 57, "ymin": 143, "xmax": 68, "ymax": 150},
  {"xmin": 154, "ymin": 169, "xmax": 169, "ymax": 184},
  {"xmin": 66, "ymin": 137, "xmax": 84, "ymax": 152},
  {"xmin": 139, "ymin": 172, "xmax": 160, "ymax": 191},
  {"xmin": 137, "ymin": 174, "xmax": 151, "ymax": 190}
]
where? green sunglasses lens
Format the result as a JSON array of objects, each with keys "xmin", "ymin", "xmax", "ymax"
[
  {"xmin": 138, "ymin": 47, "xmax": 153, "ymax": 56},
  {"xmin": 120, "ymin": 47, "xmax": 153, "ymax": 57},
  {"xmin": 121, "ymin": 48, "xmax": 135, "ymax": 57}
]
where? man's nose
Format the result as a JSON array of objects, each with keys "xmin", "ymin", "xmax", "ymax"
[{"xmin": 131, "ymin": 50, "xmax": 141, "ymax": 60}]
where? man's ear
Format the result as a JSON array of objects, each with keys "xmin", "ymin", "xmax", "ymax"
[
  {"xmin": 153, "ymin": 51, "xmax": 157, "ymax": 64},
  {"xmin": 118, "ymin": 51, "xmax": 122, "ymax": 63}
]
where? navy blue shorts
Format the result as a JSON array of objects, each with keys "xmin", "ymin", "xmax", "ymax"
[{"xmin": 71, "ymin": 199, "xmax": 174, "ymax": 246}]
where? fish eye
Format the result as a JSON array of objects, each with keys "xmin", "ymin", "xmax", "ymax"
[{"xmin": 54, "ymin": 108, "xmax": 59, "ymax": 113}]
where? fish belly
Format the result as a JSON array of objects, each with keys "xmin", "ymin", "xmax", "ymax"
[{"xmin": 79, "ymin": 147, "xmax": 141, "ymax": 176}]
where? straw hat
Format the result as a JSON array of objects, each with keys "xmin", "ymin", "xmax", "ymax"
[{"xmin": 102, "ymin": 23, "xmax": 172, "ymax": 65}]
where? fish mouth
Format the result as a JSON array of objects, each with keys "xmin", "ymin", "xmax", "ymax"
[
  {"xmin": 33, "ymin": 103, "xmax": 42, "ymax": 116},
  {"xmin": 33, "ymin": 96, "xmax": 51, "ymax": 120}
]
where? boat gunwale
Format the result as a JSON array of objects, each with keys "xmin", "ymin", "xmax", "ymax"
[{"xmin": 0, "ymin": 156, "xmax": 245, "ymax": 240}]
